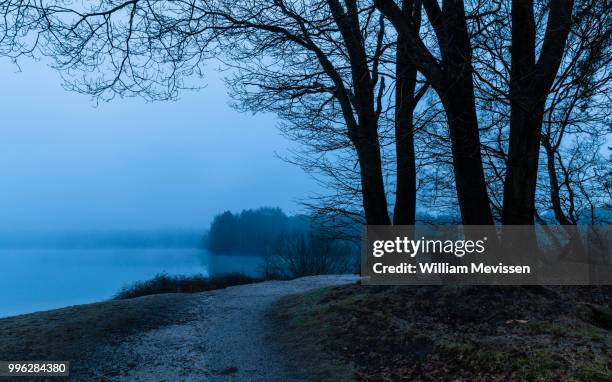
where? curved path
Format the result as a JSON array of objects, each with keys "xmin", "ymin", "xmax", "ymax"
[{"xmin": 80, "ymin": 275, "xmax": 358, "ymax": 381}]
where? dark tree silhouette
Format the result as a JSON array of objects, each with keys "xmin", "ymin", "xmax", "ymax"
[
  {"xmin": 393, "ymin": 0, "xmax": 424, "ymax": 225},
  {"xmin": 0, "ymin": 0, "xmax": 441, "ymax": 226},
  {"xmin": 374, "ymin": 0, "xmax": 497, "ymax": 225},
  {"xmin": 375, "ymin": 0, "xmax": 609, "ymax": 225},
  {"xmin": 471, "ymin": 0, "xmax": 610, "ymax": 225},
  {"xmin": 213, "ymin": 0, "xmax": 394, "ymax": 224},
  {"xmin": 1, "ymin": 0, "xmax": 609, "ymax": 228},
  {"xmin": 502, "ymin": 0, "xmax": 575, "ymax": 225}
]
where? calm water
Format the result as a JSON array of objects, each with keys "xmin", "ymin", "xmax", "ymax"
[{"xmin": 0, "ymin": 248, "xmax": 263, "ymax": 318}]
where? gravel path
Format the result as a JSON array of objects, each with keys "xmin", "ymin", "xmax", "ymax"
[{"xmin": 80, "ymin": 274, "xmax": 359, "ymax": 381}]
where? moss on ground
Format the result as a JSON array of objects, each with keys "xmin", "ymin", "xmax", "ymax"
[{"xmin": 273, "ymin": 285, "xmax": 612, "ymax": 381}]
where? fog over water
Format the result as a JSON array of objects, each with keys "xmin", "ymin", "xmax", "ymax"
[
  {"xmin": 0, "ymin": 59, "xmax": 318, "ymax": 316},
  {"xmin": 0, "ymin": 248, "xmax": 263, "ymax": 317},
  {"xmin": 0, "ymin": 59, "xmax": 319, "ymax": 233}
]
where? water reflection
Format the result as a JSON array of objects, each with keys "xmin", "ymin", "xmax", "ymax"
[{"xmin": 0, "ymin": 248, "xmax": 263, "ymax": 318}]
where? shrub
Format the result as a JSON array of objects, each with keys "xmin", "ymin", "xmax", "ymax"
[
  {"xmin": 114, "ymin": 273, "xmax": 259, "ymax": 300},
  {"xmin": 263, "ymin": 231, "xmax": 358, "ymax": 279}
]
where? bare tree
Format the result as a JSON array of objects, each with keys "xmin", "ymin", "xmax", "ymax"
[
  {"xmin": 0, "ymin": 0, "xmax": 400, "ymax": 224},
  {"xmin": 374, "ymin": 0, "xmax": 498, "ymax": 225},
  {"xmin": 214, "ymin": 0, "xmax": 394, "ymax": 224},
  {"xmin": 264, "ymin": 230, "xmax": 356, "ymax": 278},
  {"xmin": 1, "ymin": 0, "xmax": 608, "ymax": 230},
  {"xmin": 539, "ymin": 0, "xmax": 611, "ymax": 225},
  {"xmin": 502, "ymin": 0, "xmax": 575, "ymax": 224},
  {"xmin": 472, "ymin": 0, "xmax": 610, "ymax": 225}
]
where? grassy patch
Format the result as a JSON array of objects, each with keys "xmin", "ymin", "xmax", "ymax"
[
  {"xmin": 0, "ymin": 293, "xmax": 196, "ymax": 373},
  {"xmin": 114, "ymin": 273, "xmax": 259, "ymax": 299},
  {"xmin": 273, "ymin": 285, "xmax": 612, "ymax": 381},
  {"xmin": 531, "ymin": 320, "xmax": 606, "ymax": 341},
  {"xmin": 575, "ymin": 366, "xmax": 612, "ymax": 382},
  {"xmin": 270, "ymin": 287, "xmax": 358, "ymax": 382}
]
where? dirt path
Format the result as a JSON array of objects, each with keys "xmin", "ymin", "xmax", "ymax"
[{"xmin": 0, "ymin": 275, "xmax": 358, "ymax": 381}]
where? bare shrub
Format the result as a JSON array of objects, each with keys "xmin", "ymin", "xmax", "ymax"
[{"xmin": 264, "ymin": 231, "xmax": 358, "ymax": 279}]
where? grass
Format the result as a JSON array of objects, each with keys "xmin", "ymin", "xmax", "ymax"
[
  {"xmin": 575, "ymin": 367, "xmax": 612, "ymax": 382},
  {"xmin": 273, "ymin": 284, "xmax": 612, "ymax": 381},
  {"xmin": 114, "ymin": 273, "xmax": 260, "ymax": 299},
  {"xmin": 0, "ymin": 293, "xmax": 197, "ymax": 374}
]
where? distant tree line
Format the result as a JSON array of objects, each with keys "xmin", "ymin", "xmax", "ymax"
[
  {"xmin": 206, "ymin": 206, "xmax": 361, "ymax": 252},
  {"xmin": 207, "ymin": 207, "xmax": 309, "ymax": 254},
  {"xmin": 206, "ymin": 207, "xmax": 360, "ymax": 277}
]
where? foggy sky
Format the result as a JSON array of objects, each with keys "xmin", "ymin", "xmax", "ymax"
[{"xmin": 0, "ymin": 59, "xmax": 319, "ymax": 232}]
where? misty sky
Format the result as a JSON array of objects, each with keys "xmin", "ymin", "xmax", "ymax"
[{"xmin": 0, "ymin": 59, "xmax": 320, "ymax": 232}]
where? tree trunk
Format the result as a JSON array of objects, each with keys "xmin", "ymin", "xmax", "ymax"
[
  {"xmin": 356, "ymin": 118, "xmax": 392, "ymax": 225},
  {"xmin": 502, "ymin": 105, "xmax": 545, "ymax": 224},
  {"xmin": 393, "ymin": 0, "xmax": 419, "ymax": 226},
  {"xmin": 543, "ymin": 141, "xmax": 572, "ymax": 225},
  {"xmin": 442, "ymin": 79, "xmax": 495, "ymax": 225},
  {"xmin": 502, "ymin": 0, "xmax": 538, "ymax": 225},
  {"xmin": 439, "ymin": 1, "xmax": 494, "ymax": 225},
  {"xmin": 377, "ymin": 0, "xmax": 496, "ymax": 225},
  {"xmin": 327, "ymin": 0, "xmax": 391, "ymax": 225},
  {"xmin": 393, "ymin": 58, "xmax": 417, "ymax": 225},
  {"xmin": 502, "ymin": 0, "xmax": 574, "ymax": 225}
]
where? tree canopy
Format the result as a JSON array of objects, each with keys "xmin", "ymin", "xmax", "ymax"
[{"xmin": 1, "ymin": 0, "xmax": 609, "ymax": 226}]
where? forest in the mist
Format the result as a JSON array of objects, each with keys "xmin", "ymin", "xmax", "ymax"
[
  {"xmin": 0, "ymin": 1, "xmax": 609, "ymax": 229},
  {"xmin": 205, "ymin": 206, "xmax": 468, "ymax": 255},
  {"xmin": 206, "ymin": 208, "xmax": 310, "ymax": 254}
]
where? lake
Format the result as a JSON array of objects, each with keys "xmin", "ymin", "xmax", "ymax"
[{"xmin": 0, "ymin": 248, "xmax": 263, "ymax": 318}]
